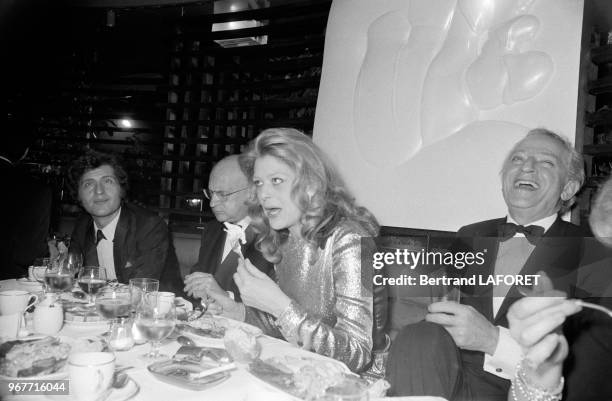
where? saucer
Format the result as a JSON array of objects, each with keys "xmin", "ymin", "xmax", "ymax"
[
  {"xmin": 45, "ymin": 376, "xmax": 139, "ymax": 401},
  {"xmin": 16, "ymin": 278, "xmax": 44, "ymax": 290}
]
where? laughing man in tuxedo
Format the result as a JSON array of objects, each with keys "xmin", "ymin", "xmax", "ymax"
[
  {"xmin": 68, "ymin": 151, "xmax": 183, "ymax": 293},
  {"xmin": 386, "ymin": 129, "xmax": 586, "ymax": 401},
  {"xmin": 183, "ymin": 155, "xmax": 273, "ymax": 304}
]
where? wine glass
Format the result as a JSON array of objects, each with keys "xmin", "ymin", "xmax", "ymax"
[
  {"xmin": 134, "ymin": 292, "xmax": 176, "ymax": 360},
  {"xmin": 44, "ymin": 259, "xmax": 74, "ymax": 294},
  {"xmin": 95, "ymin": 284, "xmax": 132, "ymax": 319},
  {"xmin": 64, "ymin": 251, "xmax": 83, "ymax": 279},
  {"xmin": 77, "ymin": 266, "xmax": 107, "ymax": 306}
]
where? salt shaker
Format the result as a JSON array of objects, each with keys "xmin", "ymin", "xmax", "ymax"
[{"xmin": 109, "ymin": 316, "xmax": 135, "ymax": 351}]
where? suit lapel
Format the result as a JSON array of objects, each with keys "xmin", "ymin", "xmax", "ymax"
[
  {"xmin": 467, "ymin": 223, "xmax": 501, "ymax": 322},
  {"xmin": 192, "ymin": 221, "xmax": 226, "ymax": 274},
  {"xmin": 494, "ymin": 218, "xmax": 574, "ymax": 325},
  {"xmin": 83, "ymin": 220, "xmax": 99, "ymax": 266},
  {"xmin": 113, "ymin": 208, "xmax": 129, "ymax": 283}
]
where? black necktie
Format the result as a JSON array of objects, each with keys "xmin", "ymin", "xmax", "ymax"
[
  {"xmin": 96, "ymin": 229, "xmax": 106, "ymax": 245},
  {"xmin": 498, "ymin": 223, "xmax": 545, "ymax": 245}
]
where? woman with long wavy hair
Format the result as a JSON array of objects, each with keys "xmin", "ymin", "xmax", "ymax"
[{"xmin": 209, "ymin": 127, "xmax": 378, "ymax": 373}]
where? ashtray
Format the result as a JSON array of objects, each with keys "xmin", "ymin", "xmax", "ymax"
[{"xmin": 147, "ymin": 359, "xmax": 230, "ymax": 391}]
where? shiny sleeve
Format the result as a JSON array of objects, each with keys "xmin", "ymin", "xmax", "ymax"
[{"xmin": 276, "ymin": 231, "xmax": 374, "ymax": 372}]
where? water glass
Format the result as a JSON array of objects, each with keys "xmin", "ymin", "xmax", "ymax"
[
  {"xmin": 30, "ymin": 258, "xmax": 50, "ymax": 283},
  {"xmin": 134, "ymin": 291, "xmax": 176, "ymax": 360},
  {"xmin": 129, "ymin": 278, "xmax": 159, "ymax": 311},
  {"xmin": 44, "ymin": 259, "xmax": 74, "ymax": 294},
  {"xmin": 95, "ymin": 284, "xmax": 131, "ymax": 319}
]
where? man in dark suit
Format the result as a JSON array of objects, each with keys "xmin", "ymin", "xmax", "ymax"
[
  {"xmin": 0, "ymin": 123, "xmax": 52, "ymax": 280},
  {"xmin": 183, "ymin": 155, "xmax": 273, "ymax": 304},
  {"xmin": 387, "ymin": 129, "xmax": 587, "ymax": 401},
  {"xmin": 68, "ymin": 151, "xmax": 183, "ymax": 294}
]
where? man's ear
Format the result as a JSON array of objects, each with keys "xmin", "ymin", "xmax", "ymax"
[{"xmin": 560, "ymin": 179, "xmax": 580, "ymax": 201}]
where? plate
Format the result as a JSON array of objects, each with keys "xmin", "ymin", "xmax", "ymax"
[
  {"xmin": 45, "ymin": 376, "xmax": 140, "ymax": 401},
  {"xmin": 147, "ymin": 359, "xmax": 230, "ymax": 391},
  {"xmin": 0, "ymin": 336, "xmax": 70, "ymax": 380},
  {"xmin": 189, "ymin": 316, "xmax": 263, "ymax": 337},
  {"xmin": 63, "ymin": 319, "xmax": 110, "ymax": 329},
  {"xmin": 248, "ymin": 356, "xmax": 362, "ymax": 400},
  {"xmin": 0, "ymin": 336, "xmax": 105, "ymax": 380}
]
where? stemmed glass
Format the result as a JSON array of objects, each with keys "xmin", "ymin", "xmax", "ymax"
[
  {"xmin": 63, "ymin": 251, "xmax": 83, "ymax": 278},
  {"xmin": 134, "ymin": 292, "xmax": 176, "ymax": 360},
  {"xmin": 77, "ymin": 266, "xmax": 107, "ymax": 306}
]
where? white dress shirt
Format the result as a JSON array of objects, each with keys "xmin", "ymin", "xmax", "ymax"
[
  {"xmin": 94, "ymin": 209, "xmax": 121, "ymax": 281},
  {"xmin": 221, "ymin": 216, "xmax": 251, "ymax": 261},
  {"xmin": 484, "ymin": 213, "xmax": 557, "ymax": 380}
]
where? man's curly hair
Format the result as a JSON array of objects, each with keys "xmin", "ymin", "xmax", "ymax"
[{"xmin": 68, "ymin": 150, "xmax": 129, "ymax": 199}]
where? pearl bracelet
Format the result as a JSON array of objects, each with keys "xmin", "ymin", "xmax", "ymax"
[{"xmin": 511, "ymin": 360, "xmax": 564, "ymax": 401}]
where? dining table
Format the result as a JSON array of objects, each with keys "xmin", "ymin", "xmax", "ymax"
[{"xmin": 0, "ymin": 279, "xmax": 446, "ymax": 401}]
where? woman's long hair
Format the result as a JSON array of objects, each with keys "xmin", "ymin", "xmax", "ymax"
[{"xmin": 239, "ymin": 128, "xmax": 379, "ymax": 263}]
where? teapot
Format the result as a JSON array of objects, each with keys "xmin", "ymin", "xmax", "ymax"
[{"xmin": 33, "ymin": 293, "xmax": 63, "ymax": 335}]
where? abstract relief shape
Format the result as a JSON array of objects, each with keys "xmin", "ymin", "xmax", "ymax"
[
  {"xmin": 466, "ymin": 15, "xmax": 552, "ymax": 109},
  {"xmin": 354, "ymin": 0, "xmax": 454, "ymax": 168},
  {"xmin": 503, "ymin": 51, "xmax": 553, "ymax": 103},
  {"xmin": 420, "ymin": 0, "xmax": 541, "ymax": 147}
]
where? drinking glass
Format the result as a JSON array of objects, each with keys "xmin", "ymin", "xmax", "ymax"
[
  {"xmin": 134, "ymin": 292, "xmax": 176, "ymax": 360},
  {"xmin": 95, "ymin": 284, "xmax": 132, "ymax": 319},
  {"xmin": 129, "ymin": 278, "xmax": 159, "ymax": 311},
  {"xmin": 32, "ymin": 258, "xmax": 50, "ymax": 284},
  {"xmin": 64, "ymin": 251, "xmax": 83, "ymax": 278},
  {"xmin": 44, "ymin": 259, "xmax": 74, "ymax": 294},
  {"xmin": 77, "ymin": 266, "xmax": 107, "ymax": 306}
]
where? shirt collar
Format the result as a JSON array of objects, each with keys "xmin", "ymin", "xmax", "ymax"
[
  {"xmin": 94, "ymin": 207, "xmax": 122, "ymax": 241},
  {"xmin": 506, "ymin": 213, "xmax": 557, "ymax": 234},
  {"xmin": 235, "ymin": 216, "xmax": 251, "ymax": 229}
]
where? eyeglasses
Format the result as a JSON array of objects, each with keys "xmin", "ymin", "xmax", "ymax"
[{"xmin": 203, "ymin": 187, "xmax": 248, "ymax": 202}]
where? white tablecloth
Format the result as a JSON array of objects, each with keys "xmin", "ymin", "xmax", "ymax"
[{"xmin": 1, "ymin": 279, "xmax": 446, "ymax": 401}]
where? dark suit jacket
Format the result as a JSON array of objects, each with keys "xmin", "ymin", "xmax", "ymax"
[
  {"xmin": 69, "ymin": 202, "xmax": 183, "ymax": 295},
  {"xmin": 190, "ymin": 219, "xmax": 274, "ymax": 302},
  {"xmin": 453, "ymin": 216, "xmax": 586, "ymax": 399},
  {"xmin": 0, "ymin": 160, "xmax": 52, "ymax": 279},
  {"xmin": 562, "ymin": 238, "xmax": 612, "ymax": 401}
]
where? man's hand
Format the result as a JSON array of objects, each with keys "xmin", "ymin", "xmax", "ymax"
[
  {"xmin": 183, "ymin": 272, "xmax": 226, "ymax": 300},
  {"xmin": 234, "ymin": 258, "xmax": 291, "ymax": 318},
  {"xmin": 426, "ymin": 302, "xmax": 499, "ymax": 354},
  {"xmin": 506, "ymin": 273, "xmax": 581, "ymax": 390}
]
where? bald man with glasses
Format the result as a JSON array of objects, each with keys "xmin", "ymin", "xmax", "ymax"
[{"xmin": 184, "ymin": 155, "xmax": 273, "ymax": 305}]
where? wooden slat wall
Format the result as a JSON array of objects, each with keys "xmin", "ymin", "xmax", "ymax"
[{"xmin": 13, "ymin": 0, "xmax": 331, "ymax": 233}]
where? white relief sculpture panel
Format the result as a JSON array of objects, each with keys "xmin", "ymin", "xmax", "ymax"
[{"xmin": 314, "ymin": 0, "xmax": 583, "ymax": 230}]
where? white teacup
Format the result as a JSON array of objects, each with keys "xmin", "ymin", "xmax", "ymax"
[
  {"xmin": 0, "ymin": 290, "xmax": 38, "ymax": 315},
  {"xmin": 0, "ymin": 313, "xmax": 22, "ymax": 339},
  {"xmin": 68, "ymin": 352, "xmax": 116, "ymax": 401}
]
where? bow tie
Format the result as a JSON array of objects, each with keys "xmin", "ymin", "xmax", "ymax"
[
  {"xmin": 498, "ymin": 222, "xmax": 545, "ymax": 245},
  {"xmin": 223, "ymin": 222, "xmax": 247, "ymax": 247}
]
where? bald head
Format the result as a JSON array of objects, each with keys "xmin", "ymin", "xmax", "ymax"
[{"xmin": 208, "ymin": 155, "xmax": 250, "ymax": 223}]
